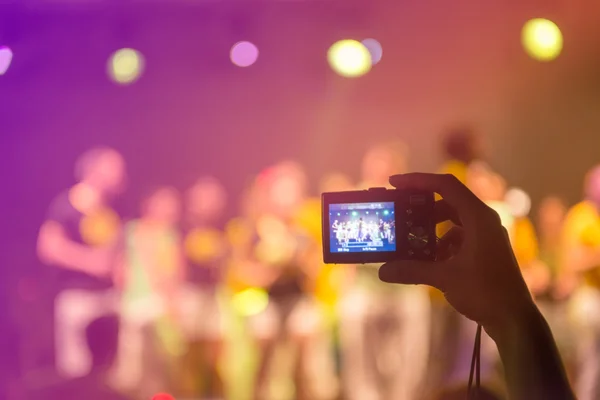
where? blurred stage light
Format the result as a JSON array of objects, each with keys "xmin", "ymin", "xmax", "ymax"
[
  {"xmin": 232, "ymin": 287, "xmax": 269, "ymax": 316},
  {"xmin": 361, "ymin": 38, "xmax": 383, "ymax": 65},
  {"xmin": 152, "ymin": 394, "xmax": 175, "ymax": 400},
  {"xmin": 327, "ymin": 39, "xmax": 371, "ymax": 78},
  {"xmin": 230, "ymin": 41, "xmax": 259, "ymax": 67},
  {"xmin": 0, "ymin": 46, "xmax": 13, "ymax": 75},
  {"xmin": 505, "ymin": 187, "xmax": 532, "ymax": 218},
  {"xmin": 108, "ymin": 48, "xmax": 144, "ymax": 84},
  {"xmin": 521, "ymin": 18, "xmax": 563, "ymax": 61}
]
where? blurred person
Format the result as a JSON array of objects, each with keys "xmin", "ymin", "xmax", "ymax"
[
  {"xmin": 179, "ymin": 177, "xmax": 228, "ymax": 397},
  {"xmin": 560, "ymin": 165, "xmax": 600, "ymax": 400},
  {"xmin": 425, "ymin": 128, "xmax": 484, "ymax": 394},
  {"xmin": 36, "ymin": 147, "xmax": 125, "ymax": 378},
  {"xmin": 439, "ymin": 126, "xmax": 482, "ymax": 184},
  {"xmin": 538, "ymin": 197, "xmax": 568, "ymax": 284},
  {"xmin": 113, "ymin": 186, "xmax": 186, "ymax": 398},
  {"xmin": 535, "ymin": 197, "xmax": 576, "ymax": 378},
  {"xmin": 33, "ymin": 315, "xmax": 127, "ymax": 400},
  {"xmin": 380, "ymin": 172, "xmax": 574, "ymax": 400},
  {"xmin": 470, "ymin": 168, "xmax": 549, "ymax": 296},
  {"xmin": 243, "ymin": 162, "xmax": 325, "ymax": 400},
  {"xmin": 341, "ymin": 141, "xmax": 431, "ymax": 400}
]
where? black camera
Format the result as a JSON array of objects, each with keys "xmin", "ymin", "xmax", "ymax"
[{"xmin": 321, "ymin": 187, "xmax": 436, "ymax": 264}]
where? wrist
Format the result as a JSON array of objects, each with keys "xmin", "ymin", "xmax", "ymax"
[{"xmin": 483, "ymin": 299, "xmax": 542, "ymax": 344}]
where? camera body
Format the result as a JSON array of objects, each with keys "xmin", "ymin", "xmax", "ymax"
[{"xmin": 322, "ymin": 187, "xmax": 436, "ymax": 264}]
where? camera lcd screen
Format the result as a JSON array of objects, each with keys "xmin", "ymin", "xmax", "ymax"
[{"xmin": 328, "ymin": 201, "xmax": 396, "ymax": 253}]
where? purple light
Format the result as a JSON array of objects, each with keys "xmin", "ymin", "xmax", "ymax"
[
  {"xmin": 0, "ymin": 46, "xmax": 13, "ymax": 75},
  {"xmin": 230, "ymin": 41, "xmax": 259, "ymax": 67},
  {"xmin": 361, "ymin": 39, "xmax": 383, "ymax": 65}
]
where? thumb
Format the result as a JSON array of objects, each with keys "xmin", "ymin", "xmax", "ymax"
[{"xmin": 379, "ymin": 260, "xmax": 450, "ymax": 291}]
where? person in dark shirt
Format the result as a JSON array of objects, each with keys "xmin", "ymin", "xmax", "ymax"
[
  {"xmin": 36, "ymin": 147, "xmax": 126, "ymax": 379},
  {"xmin": 179, "ymin": 177, "xmax": 229, "ymax": 397}
]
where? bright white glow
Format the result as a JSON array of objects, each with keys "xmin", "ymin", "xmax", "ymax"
[
  {"xmin": 361, "ymin": 38, "xmax": 383, "ymax": 65},
  {"xmin": 327, "ymin": 39, "xmax": 371, "ymax": 78},
  {"xmin": 0, "ymin": 46, "xmax": 14, "ymax": 75},
  {"xmin": 505, "ymin": 187, "xmax": 532, "ymax": 218},
  {"xmin": 108, "ymin": 48, "xmax": 144, "ymax": 84},
  {"xmin": 521, "ymin": 18, "xmax": 563, "ymax": 61}
]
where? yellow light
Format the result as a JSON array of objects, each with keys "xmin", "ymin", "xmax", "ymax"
[
  {"xmin": 232, "ymin": 288, "xmax": 269, "ymax": 316},
  {"xmin": 327, "ymin": 39, "xmax": 371, "ymax": 78},
  {"xmin": 521, "ymin": 18, "xmax": 563, "ymax": 62},
  {"xmin": 108, "ymin": 48, "xmax": 144, "ymax": 84}
]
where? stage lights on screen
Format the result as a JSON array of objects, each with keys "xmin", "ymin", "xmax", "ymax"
[
  {"xmin": 521, "ymin": 18, "xmax": 563, "ymax": 61},
  {"xmin": 108, "ymin": 48, "xmax": 144, "ymax": 84},
  {"xmin": 327, "ymin": 39, "xmax": 372, "ymax": 78},
  {"xmin": 230, "ymin": 41, "xmax": 259, "ymax": 67},
  {"xmin": 0, "ymin": 46, "xmax": 13, "ymax": 75}
]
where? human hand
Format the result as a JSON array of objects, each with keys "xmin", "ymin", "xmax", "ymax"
[{"xmin": 379, "ymin": 173, "xmax": 535, "ymax": 337}]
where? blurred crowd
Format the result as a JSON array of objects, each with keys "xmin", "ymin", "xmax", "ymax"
[{"xmin": 7, "ymin": 127, "xmax": 600, "ymax": 400}]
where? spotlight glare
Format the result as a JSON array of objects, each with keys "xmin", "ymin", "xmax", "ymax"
[
  {"xmin": 361, "ymin": 38, "xmax": 383, "ymax": 65},
  {"xmin": 0, "ymin": 46, "xmax": 14, "ymax": 75},
  {"xmin": 230, "ymin": 41, "xmax": 259, "ymax": 67},
  {"xmin": 505, "ymin": 187, "xmax": 532, "ymax": 218},
  {"xmin": 327, "ymin": 39, "xmax": 371, "ymax": 78},
  {"xmin": 108, "ymin": 48, "xmax": 144, "ymax": 84},
  {"xmin": 521, "ymin": 18, "xmax": 563, "ymax": 62}
]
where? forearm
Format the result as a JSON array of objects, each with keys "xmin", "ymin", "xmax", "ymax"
[{"xmin": 486, "ymin": 304, "xmax": 574, "ymax": 400}]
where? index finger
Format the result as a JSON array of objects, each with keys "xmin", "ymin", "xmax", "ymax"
[{"xmin": 389, "ymin": 173, "xmax": 482, "ymax": 222}]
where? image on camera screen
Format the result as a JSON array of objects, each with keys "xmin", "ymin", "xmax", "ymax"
[{"xmin": 329, "ymin": 202, "xmax": 396, "ymax": 253}]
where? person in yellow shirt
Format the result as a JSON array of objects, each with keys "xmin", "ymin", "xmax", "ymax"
[
  {"xmin": 439, "ymin": 127, "xmax": 482, "ymax": 183},
  {"xmin": 424, "ymin": 129, "xmax": 483, "ymax": 396},
  {"xmin": 561, "ymin": 166, "xmax": 600, "ymax": 400}
]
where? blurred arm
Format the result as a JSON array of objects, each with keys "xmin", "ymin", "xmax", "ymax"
[
  {"xmin": 37, "ymin": 220, "xmax": 109, "ymax": 277},
  {"xmin": 486, "ymin": 303, "xmax": 575, "ymax": 400}
]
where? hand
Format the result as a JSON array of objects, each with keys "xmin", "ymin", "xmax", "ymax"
[
  {"xmin": 85, "ymin": 247, "xmax": 115, "ymax": 277},
  {"xmin": 379, "ymin": 173, "xmax": 535, "ymax": 336}
]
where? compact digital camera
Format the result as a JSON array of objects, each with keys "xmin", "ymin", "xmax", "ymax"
[{"xmin": 321, "ymin": 187, "xmax": 436, "ymax": 264}]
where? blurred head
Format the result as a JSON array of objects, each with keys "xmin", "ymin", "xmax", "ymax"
[
  {"xmin": 257, "ymin": 161, "xmax": 308, "ymax": 218},
  {"xmin": 319, "ymin": 172, "xmax": 354, "ymax": 193},
  {"xmin": 538, "ymin": 196, "xmax": 566, "ymax": 234},
  {"xmin": 141, "ymin": 186, "xmax": 181, "ymax": 225},
  {"xmin": 361, "ymin": 141, "xmax": 408, "ymax": 186},
  {"xmin": 75, "ymin": 147, "xmax": 126, "ymax": 195},
  {"xmin": 86, "ymin": 315, "xmax": 119, "ymax": 372},
  {"xmin": 467, "ymin": 162, "xmax": 506, "ymax": 202},
  {"xmin": 584, "ymin": 165, "xmax": 600, "ymax": 207},
  {"xmin": 442, "ymin": 127, "xmax": 481, "ymax": 164},
  {"xmin": 186, "ymin": 176, "xmax": 227, "ymax": 224}
]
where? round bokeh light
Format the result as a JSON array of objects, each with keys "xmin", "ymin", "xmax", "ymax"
[
  {"xmin": 108, "ymin": 48, "xmax": 144, "ymax": 84},
  {"xmin": 230, "ymin": 41, "xmax": 259, "ymax": 67},
  {"xmin": 0, "ymin": 46, "xmax": 14, "ymax": 75},
  {"xmin": 361, "ymin": 38, "xmax": 383, "ymax": 65},
  {"xmin": 327, "ymin": 39, "xmax": 372, "ymax": 78},
  {"xmin": 521, "ymin": 18, "xmax": 563, "ymax": 62}
]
